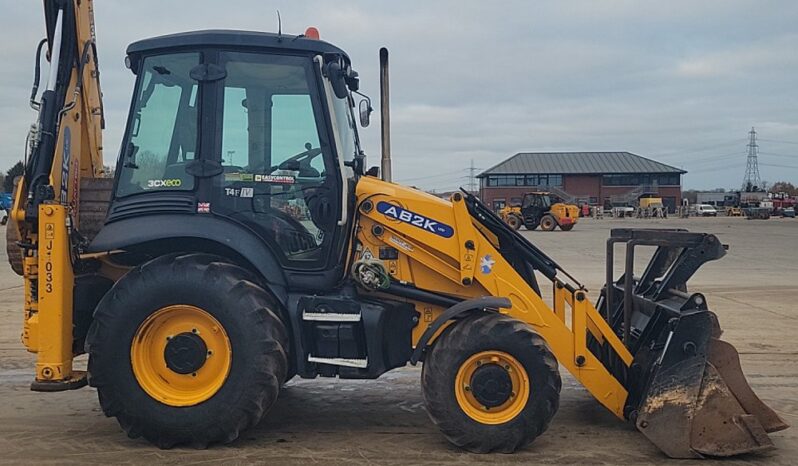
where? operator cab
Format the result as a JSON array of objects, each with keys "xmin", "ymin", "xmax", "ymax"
[{"xmin": 102, "ymin": 30, "xmax": 366, "ymax": 286}]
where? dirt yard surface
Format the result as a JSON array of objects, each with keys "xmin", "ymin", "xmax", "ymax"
[{"xmin": 0, "ymin": 217, "xmax": 795, "ymax": 465}]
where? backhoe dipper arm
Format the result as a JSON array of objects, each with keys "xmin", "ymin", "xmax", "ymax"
[{"xmin": 12, "ymin": 0, "xmax": 105, "ymax": 390}]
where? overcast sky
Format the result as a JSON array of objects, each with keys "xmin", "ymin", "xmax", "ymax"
[{"xmin": 1, "ymin": 0, "xmax": 796, "ymax": 191}]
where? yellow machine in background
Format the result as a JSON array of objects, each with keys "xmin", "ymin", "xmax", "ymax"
[
  {"xmin": 499, "ymin": 192, "xmax": 579, "ymax": 231},
  {"xmin": 6, "ymin": 0, "xmax": 786, "ymax": 458},
  {"xmin": 636, "ymin": 194, "xmax": 667, "ymax": 218}
]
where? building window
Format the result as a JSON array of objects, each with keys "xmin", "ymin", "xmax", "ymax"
[
  {"xmin": 602, "ymin": 173, "xmax": 680, "ymax": 186},
  {"xmin": 485, "ymin": 174, "xmax": 563, "ymax": 187}
]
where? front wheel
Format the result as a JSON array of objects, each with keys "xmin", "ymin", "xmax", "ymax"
[
  {"xmin": 86, "ymin": 253, "xmax": 288, "ymax": 448},
  {"xmin": 559, "ymin": 223, "xmax": 574, "ymax": 231},
  {"xmin": 422, "ymin": 313, "xmax": 561, "ymax": 453}
]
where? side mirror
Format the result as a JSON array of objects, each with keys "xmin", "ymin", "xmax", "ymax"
[{"xmin": 359, "ymin": 99, "xmax": 372, "ymax": 127}]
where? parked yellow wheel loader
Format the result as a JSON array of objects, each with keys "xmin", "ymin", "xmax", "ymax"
[
  {"xmin": 7, "ymin": 0, "xmax": 787, "ymax": 456},
  {"xmin": 499, "ymin": 192, "xmax": 578, "ymax": 231}
]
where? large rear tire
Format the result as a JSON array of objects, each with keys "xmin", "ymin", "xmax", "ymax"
[
  {"xmin": 6, "ymin": 177, "xmax": 23, "ymax": 275},
  {"xmin": 559, "ymin": 223, "xmax": 574, "ymax": 231},
  {"xmin": 6, "ymin": 213, "xmax": 23, "ymax": 275},
  {"xmin": 540, "ymin": 214, "xmax": 557, "ymax": 231},
  {"xmin": 86, "ymin": 253, "xmax": 288, "ymax": 448},
  {"xmin": 422, "ymin": 313, "xmax": 561, "ymax": 453}
]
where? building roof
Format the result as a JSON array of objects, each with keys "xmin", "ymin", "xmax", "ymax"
[{"xmin": 478, "ymin": 152, "xmax": 686, "ymax": 177}]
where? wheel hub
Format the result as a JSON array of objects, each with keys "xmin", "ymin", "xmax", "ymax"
[
  {"xmin": 164, "ymin": 332, "xmax": 208, "ymax": 374},
  {"xmin": 130, "ymin": 304, "xmax": 232, "ymax": 407},
  {"xmin": 470, "ymin": 364, "xmax": 513, "ymax": 408},
  {"xmin": 454, "ymin": 351, "xmax": 531, "ymax": 424}
]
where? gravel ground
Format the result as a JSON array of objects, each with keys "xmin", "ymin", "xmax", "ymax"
[{"xmin": 0, "ymin": 216, "xmax": 795, "ymax": 465}]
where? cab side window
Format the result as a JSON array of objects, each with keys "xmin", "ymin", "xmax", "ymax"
[{"xmin": 117, "ymin": 53, "xmax": 199, "ymax": 196}]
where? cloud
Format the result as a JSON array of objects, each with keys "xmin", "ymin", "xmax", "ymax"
[{"xmin": 0, "ymin": 0, "xmax": 796, "ymax": 190}]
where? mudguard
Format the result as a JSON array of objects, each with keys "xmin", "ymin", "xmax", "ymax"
[{"xmin": 87, "ymin": 214, "xmax": 288, "ymax": 303}]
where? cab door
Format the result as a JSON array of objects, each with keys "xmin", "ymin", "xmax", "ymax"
[{"xmin": 207, "ymin": 51, "xmax": 342, "ymax": 273}]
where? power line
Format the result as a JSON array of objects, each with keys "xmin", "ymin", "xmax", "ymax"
[
  {"xmin": 688, "ymin": 162, "xmax": 745, "ymax": 174},
  {"xmin": 759, "ymin": 162, "xmax": 798, "ymax": 170},
  {"xmin": 397, "ymin": 169, "xmax": 469, "ymax": 183},
  {"xmin": 759, "ymin": 138, "xmax": 798, "ymax": 146},
  {"xmin": 651, "ymin": 139, "xmax": 747, "ymax": 158},
  {"xmin": 758, "ymin": 151, "xmax": 796, "ymax": 159},
  {"xmin": 682, "ymin": 151, "xmax": 746, "ymax": 165}
]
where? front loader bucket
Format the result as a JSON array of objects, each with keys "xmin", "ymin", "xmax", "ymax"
[
  {"xmin": 599, "ymin": 229, "xmax": 788, "ymax": 459},
  {"xmin": 634, "ymin": 312, "xmax": 787, "ymax": 458}
]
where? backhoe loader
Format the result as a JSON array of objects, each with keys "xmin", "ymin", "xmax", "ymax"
[{"xmin": 8, "ymin": 0, "xmax": 787, "ymax": 456}]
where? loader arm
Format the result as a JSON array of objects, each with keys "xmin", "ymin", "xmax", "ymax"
[
  {"xmin": 353, "ymin": 176, "xmax": 786, "ymax": 458},
  {"xmin": 10, "ymin": 0, "xmax": 105, "ymax": 390},
  {"xmin": 355, "ymin": 177, "xmax": 631, "ymax": 416}
]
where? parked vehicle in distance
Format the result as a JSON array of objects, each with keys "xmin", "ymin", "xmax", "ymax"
[
  {"xmin": 782, "ymin": 207, "xmax": 796, "ymax": 218},
  {"xmin": 725, "ymin": 206, "xmax": 743, "ymax": 216},
  {"xmin": 0, "ymin": 193, "xmax": 12, "ymax": 210},
  {"xmin": 612, "ymin": 206, "xmax": 634, "ymax": 217},
  {"xmin": 0, "ymin": 193, "xmax": 10, "ymax": 225},
  {"xmin": 695, "ymin": 204, "xmax": 718, "ymax": 217}
]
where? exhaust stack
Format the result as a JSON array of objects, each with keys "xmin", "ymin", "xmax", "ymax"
[{"xmin": 379, "ymin": 47, "xmax": 391, "ymax": 182}]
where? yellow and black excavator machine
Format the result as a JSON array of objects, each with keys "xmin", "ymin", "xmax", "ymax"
[
  {"xmin": 499, "ymin": 192, "xmax": 579, "ymax": 231},
  {"xmin": 8, "ymin": 0, "xmax": 787, "ymax": 457}
]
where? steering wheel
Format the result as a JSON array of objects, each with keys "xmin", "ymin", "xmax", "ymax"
[
  {"xmin": 276, "ymin": 143, "xmax": 323, "ymax": 177},
  {"xmin": 247, "ymin": 143, "xmax": 323, "ymax": 177}
]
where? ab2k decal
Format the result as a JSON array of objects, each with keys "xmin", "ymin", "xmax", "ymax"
[{"xmin": 376, "ymin": 201, "xmax": 454, "ymax": 238}]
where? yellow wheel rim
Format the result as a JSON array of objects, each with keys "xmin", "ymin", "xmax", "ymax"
[
  {"xmin": 130, "ymin": 305, "xmax": 231, "ymax": 407},
  {"xmin": 454, "ymin": 351, "xmax": 530, "ymax": 425}
]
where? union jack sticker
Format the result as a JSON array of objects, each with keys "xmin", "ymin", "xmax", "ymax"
[{"xmin": 197, "ymin": 202, "xmax": 211, "ymax": 213}]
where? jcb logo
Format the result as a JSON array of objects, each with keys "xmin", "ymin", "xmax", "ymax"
[{"xmin": 147, "ymin": 179, "xmax": 182, "ymax": 188}]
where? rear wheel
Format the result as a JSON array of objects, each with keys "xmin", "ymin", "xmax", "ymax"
[
  {"xmin": 6, "ymin": 213, "xmax": 23, "ymax": 275},
  {"xmin": 506, "ymin": 214, "xmax": 522, "ymax": 230},
  {"xmin": 86, "ymin": 253, "xmax": 288, "ymax": 448},
  {"xmin": 559, "ymin": 223, "xmax": 574, "ymax": 231},
  {"xmin": 540, "ymin": 214, "xmax": 557, "ymax": 231},
  {"xmin": 6, "ymin": 177, "xmax": 23, "ymax": 276},
  {"xmin": 422, "ymin": 313, "xmax": 561, "ymax": 453}
]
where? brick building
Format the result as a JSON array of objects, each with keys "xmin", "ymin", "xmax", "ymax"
[{"xmin": 478, "ymin": 152, "xmax": 685, "ymax": 212}]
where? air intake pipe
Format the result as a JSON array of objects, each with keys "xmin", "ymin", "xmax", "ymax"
[{"xmin": 379, "ymin": 47, "xmax": 391, "ymax": 182}]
